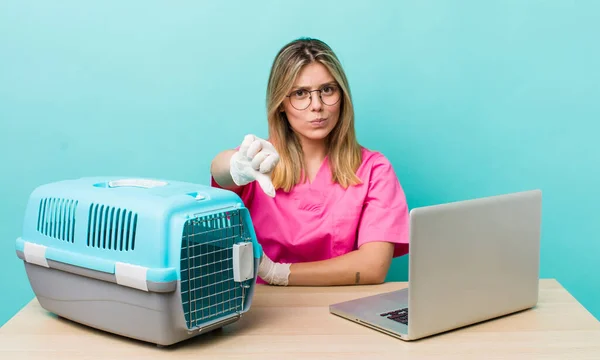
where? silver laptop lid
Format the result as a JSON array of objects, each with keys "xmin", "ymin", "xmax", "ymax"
[{"xmin": 407, "ymin": 190, "xmax": 542, "ymax": 340}]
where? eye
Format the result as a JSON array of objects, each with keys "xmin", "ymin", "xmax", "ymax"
[
  {"xmin": 292, "ymin": 89, "xmax": 308, "ymax": 98},
  {"xmin": 322, "ymin": 85, "xmax": 337, "ymax": 95}
]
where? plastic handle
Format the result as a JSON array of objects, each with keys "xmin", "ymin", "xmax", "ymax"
[
  {"xmin": 187, "ymin": 192, "xmax": 207, "ymax": 201},
  {"xmin": 107, "ymin": 179, "xmax": 168, "ymax": 189}
]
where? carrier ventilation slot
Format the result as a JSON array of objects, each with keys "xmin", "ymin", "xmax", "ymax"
[
  {"xmin": 180, "ymin": 209, "xmax": 249, "ymax": 330},
  {"xmin": 36, "ymin": 198, "xmax": 78, "ymax": 243},
  {"xmin": 86, "ymin": 204, "xmax": 138, "ymax": 251}
]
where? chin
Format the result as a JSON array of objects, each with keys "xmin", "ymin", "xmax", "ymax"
[{"xmin": 300, "ymin": 128, "xmax": 334, "ymax": 142}]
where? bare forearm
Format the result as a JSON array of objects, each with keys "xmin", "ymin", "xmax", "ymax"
[
  {"xmin": 287, "ymin": 242, "xmax": 394, "ymax": 286},
  {"xmin": 210, "ymin": 149, "xmax": 240, "ymax": 190}
]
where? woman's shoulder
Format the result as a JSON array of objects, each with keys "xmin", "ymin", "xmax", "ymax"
[
  {"xmin": 355, "ymin": 146, "xmax": 403, "ymax": 188},
  {"xmin": 359, "ymin": 146, "xmax": 396, "ymax": 170}
]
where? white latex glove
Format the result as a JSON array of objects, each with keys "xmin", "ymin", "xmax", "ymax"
[
  {"xmin": 258, "ymin": 252, "xmax": 291, "ymax": 286},
  {"xmin": 230, "ymin": 134, "xmax": 280, "ymax": 197}
]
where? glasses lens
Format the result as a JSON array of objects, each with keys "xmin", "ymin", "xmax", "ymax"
[
  {"xmin": 321, "ymin": 87, "xmax": 341, "ymax": 106},
  {"xmin": 290, "ymin": 96, "xmax": 310, "ymax": 110}
]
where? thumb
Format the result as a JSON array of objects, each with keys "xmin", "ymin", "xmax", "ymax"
[{"xmin": 254, "ymin": 172, "xmax": 276, "ymax": 198}]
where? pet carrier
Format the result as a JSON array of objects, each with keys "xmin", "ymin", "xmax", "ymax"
[{"xmin": 15, "ymin": 177, "xmax": 263, "ymax": 346}]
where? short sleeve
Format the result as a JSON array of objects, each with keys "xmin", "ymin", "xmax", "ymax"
[{"xmin": 356, "ymin": 154, "xmax": 409, "ymax": 258}]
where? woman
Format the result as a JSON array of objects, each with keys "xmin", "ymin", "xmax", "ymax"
[{"xmin": 210, "ymin": 37, "xmax": 409, "ymax": 286}]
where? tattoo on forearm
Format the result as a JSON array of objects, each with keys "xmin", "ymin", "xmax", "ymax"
[{"xmin": 355, "ymin": 272, "xmax": 360, "ymax": 284}]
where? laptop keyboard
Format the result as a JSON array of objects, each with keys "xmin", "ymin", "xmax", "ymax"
[{"xmin": 380, "ymin": 307, "xmax": 408, "ymax": 325}]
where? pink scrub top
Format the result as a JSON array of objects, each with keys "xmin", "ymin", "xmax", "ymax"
[{"xmin": 211, "ymin": 147, "xmax": 410, "ymax": 284}]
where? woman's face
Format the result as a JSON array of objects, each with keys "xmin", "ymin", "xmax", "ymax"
[{"xmin": 282, "ymin": 62, "xmax": 342, "ymax": 145}]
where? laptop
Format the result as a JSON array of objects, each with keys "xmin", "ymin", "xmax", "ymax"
[{"xmin": 329, "ymin": 189, "xmax": 542, "ymax": 341}]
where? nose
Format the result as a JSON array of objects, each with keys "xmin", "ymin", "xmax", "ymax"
[{"xmin": 309, "ymin": 91, "xmax": 323, "ymax": 111}]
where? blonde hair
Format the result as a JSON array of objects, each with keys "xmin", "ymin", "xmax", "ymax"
[{"xmin": 267, "ymin": 38, "xmax": 362, "ymax": 192}]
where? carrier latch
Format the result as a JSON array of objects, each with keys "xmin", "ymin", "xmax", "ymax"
[{"xmin": 232, "ymin": 242, "xmax": 254, "ymax": 282}]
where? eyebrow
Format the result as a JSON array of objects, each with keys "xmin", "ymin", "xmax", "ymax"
[{"xmin": 290, "ymin": 81, "xmax": 338, "ymax": 91}]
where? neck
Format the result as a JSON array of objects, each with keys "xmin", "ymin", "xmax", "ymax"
[{"xmin": 299, "ymin": 137, "xmax": 328, "ymax": 163}]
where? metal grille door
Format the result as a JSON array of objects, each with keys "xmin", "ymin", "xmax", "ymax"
[{"xmin": 180, "ymin": 209, "xmax": 249, "ymax": 330}]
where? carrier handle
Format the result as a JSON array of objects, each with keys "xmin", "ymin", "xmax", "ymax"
[{"xmin": 106, "ymin": 178, "xmax": 168, "ymax": 189}]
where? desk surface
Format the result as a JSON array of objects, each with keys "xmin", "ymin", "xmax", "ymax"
[{"xmin": 1, "ymin": 279, "xmax": 599, "ymax": 359}]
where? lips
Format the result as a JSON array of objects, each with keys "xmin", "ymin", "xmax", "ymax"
[{"xmin": 309, "ymin": 118, "xmax": 327, "ymax": 128}]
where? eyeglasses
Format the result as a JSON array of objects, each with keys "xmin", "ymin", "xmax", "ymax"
[{"xmin": 285, "ymin": 84, "xmax": 342, "ymax": 110}]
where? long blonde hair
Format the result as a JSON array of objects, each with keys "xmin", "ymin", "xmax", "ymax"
[{"xmin": 267, "ymin": 38, "xmax": 362, "ymax": 192}]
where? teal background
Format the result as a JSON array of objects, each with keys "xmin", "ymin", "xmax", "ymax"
[{"xmin": 1, "ymin": 1, "xmax": 598, "ymax": 327}]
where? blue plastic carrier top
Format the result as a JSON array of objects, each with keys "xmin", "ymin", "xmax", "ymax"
[{"xmin": 15, "ymin": 177, "xmax": 262, "ymax": 289}]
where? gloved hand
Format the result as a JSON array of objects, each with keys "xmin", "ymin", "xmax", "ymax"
[
  {"xmin": 258, "ymin": 252, "xmax": 291, "ymax": 286},
  {"xmin": 230, "ymin": 134, "xmax": 280, "ymax": 197}
]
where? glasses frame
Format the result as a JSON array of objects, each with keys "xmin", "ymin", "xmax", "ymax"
[{"xmin": 285, "ymin": 84, "xmax": 342, "ymax": 111}]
